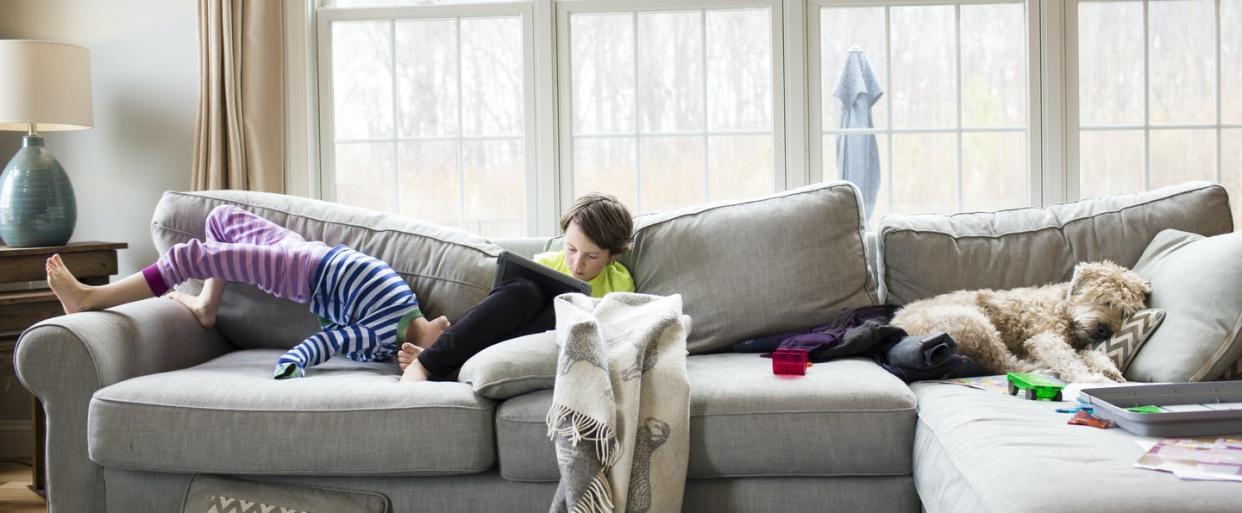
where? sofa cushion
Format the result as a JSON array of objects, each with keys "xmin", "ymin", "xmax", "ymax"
[
  {"xmin": 620, "ymin": 182, "xmax": 877, "ymax": 353},
  {"xmin": 88, "ymin": 350, "xmax": 495, "ymax": 476},
  {"xmin": 150, "ymin": 190, "xmax": 501, "ymax": 350},
  {"xmin": 877, "ymin": 181, "xmax": 1233, "ymax": 305},
  {"xmin": 495, "ymin": 354, "xmax": 916, "ymax": 481},
  {"xmin": 1127, "ymin": 230, "xmax": 1242, "ymax": 382},
  {"xmin": 458, "ymin": 331, "xmax": 558, "ymax": 400},
  {"xmin": 911, "ymin": 381, "xmax": 1242, "ymax": 513}
]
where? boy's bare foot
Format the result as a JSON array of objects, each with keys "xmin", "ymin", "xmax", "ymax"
[
  {"xmin": 46, "ymin": 254, "xmax": 92, "ymax": 314},
  {"xmin": 166, "ymin": 290, "xmax": 218, "ymax": 329},
  {"xmin": 400, "ymin": 358, "xmax": 431, "ymax": 383}
]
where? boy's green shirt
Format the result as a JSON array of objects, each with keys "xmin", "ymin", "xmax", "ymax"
[{"xmin": 534, "ymin": 251, "xmax": 635, "ymax": 298}]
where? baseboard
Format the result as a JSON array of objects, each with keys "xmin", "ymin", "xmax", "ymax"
[{"xmin": 0, "ymin": 420, "xmax": 33, "ymax": 459}]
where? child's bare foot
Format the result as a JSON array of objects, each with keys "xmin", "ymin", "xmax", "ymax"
[
  {"xmin": 166, "ymin": 290, "xmax": 218, "ymax": 329},
  {"xmin": 396, "ymin": 343, "xmax": 423, "ymax": 372},
  {"xmin": 408, "ymin": 315, "xmax": 450, "ymax": 350},
  {"xmin": 400, "ymin": 358, "xmax": 431, "ymax": 382},
  {"xmin": 46, "ymin": 254, "xmax": 92, "ymax": 314}
]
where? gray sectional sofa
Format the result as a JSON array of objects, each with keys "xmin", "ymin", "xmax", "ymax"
[{"xmin": 15, "ymin": 180, "xmax": 1242, "ymax": 513}]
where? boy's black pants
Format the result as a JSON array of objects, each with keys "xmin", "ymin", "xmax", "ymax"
[{"xmin": 417, "ymin": 277, "xmax": 554, "ymax": 379}]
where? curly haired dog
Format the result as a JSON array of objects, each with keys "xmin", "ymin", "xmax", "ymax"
[{"xmin": 890, "ymin": 261, "xmax": 1150, "ymax": 383}]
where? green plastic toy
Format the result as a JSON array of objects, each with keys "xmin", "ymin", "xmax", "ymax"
[{"xmin": 1006, "ymin": 372, "xmax": 1065, "ymax": 401}]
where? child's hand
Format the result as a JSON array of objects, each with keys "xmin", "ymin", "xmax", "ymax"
[{"xmin": 396, "ymin": 343, "xmax": 422, "ymax": 371}]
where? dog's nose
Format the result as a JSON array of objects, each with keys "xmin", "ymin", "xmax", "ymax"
[{"xmin": 1095, "ymin": 325, "xmax": 1112, "ymax": 340}]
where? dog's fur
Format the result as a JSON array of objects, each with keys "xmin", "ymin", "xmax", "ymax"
[{"xmin": 891, "ymin": 261, "xmax": 1150, "ymax": 383}]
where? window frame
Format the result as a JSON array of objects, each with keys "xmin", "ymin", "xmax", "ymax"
[
  {"xmin": 554, "ymin": 0, "xmax": 789, "ymax": 215},
  {"xmin": 314, "ymin": 1, "xmax": 542, "ymax": 235}
]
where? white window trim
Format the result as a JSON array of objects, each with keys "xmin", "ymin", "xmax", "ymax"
[
  {"xmin": 555, "ymin": 0, "xmax": 789, "ymax": 215},
  {"xmin": 314, "ymin": 1, "xmax": 542, "ymax": 235}
]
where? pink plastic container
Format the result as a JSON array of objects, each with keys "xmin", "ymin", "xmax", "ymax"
[{"xmin": 772, "ymin": 348, "xmax": 809, "ymax": 376}]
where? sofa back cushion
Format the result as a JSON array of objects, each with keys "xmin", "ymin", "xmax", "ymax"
[
  {"xmin": 151, "ymin": 190, "xmax": 500, "ymax": 350},
  {"xmin": 877, "ymin": 182, "xmax": 1233, "ymax": 305},
  {"xmin": 619, "ymin": 181, "xmax": 877, "ymax": 353}
]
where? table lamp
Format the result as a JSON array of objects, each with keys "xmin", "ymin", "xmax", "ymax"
[{"xmin": 0, "ymin": 40, "xmax": 92, "ymax": 247}]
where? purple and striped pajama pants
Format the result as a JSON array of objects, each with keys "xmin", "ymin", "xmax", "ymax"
[{"xmin": 142, "ymin": 205, "xmax": 420, "ymax": 378}]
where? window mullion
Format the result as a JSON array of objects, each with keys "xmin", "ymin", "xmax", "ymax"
[
  {"xmin": 885, "ymin": 6, "xmax": 894, "ymax": 215},
  {"xmin": 456, "ymin": 18, "xmax": 467, "ymax": 230},
  {"xmin": 702, "ymin": 9, "xmax": 710, "ymax": 201},
  {"xmin": 1142, "ymin": 0, "xmax": 1150, "ymax": 191},
  {"xmin": 1216, "ymin": 0, "xmax": 1223, "ymax": 184},
  {"xmin": 955, "ymin": 4, "xmax": 963, "ymax": 211},
  {"xmin": 632, "ymin": 12, "xmax": 642, "ymax": 212},
  {"xmin": 390, "ymin": 20, "xmax": 400, "ymax": 214}
]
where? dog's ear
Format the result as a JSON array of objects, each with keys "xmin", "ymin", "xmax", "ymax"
[{"xmin": 1069, "ymin": 261, "xmax": 1106, "ymax": 297}]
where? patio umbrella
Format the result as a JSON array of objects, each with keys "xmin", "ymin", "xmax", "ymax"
[{"xmin": 833, "ymin": 46, "xmax": 884, "ymax": 222}]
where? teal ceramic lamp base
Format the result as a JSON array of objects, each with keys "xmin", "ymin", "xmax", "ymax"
[{"xmin": 0, "ymin": 135, "xmax": 76, "ymax": 247}]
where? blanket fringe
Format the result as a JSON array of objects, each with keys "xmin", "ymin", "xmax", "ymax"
[
  {"xmin": 546, "ymin": 402, "xmax": 619, "ymax": 467},
  {"xmin": 571, "ymin": 471, "xmax": 614, "ymax": 513}
]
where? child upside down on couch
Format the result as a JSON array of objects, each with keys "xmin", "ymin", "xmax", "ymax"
[{"xmin": 45, "ymin": 204, "xmax": 451, "ymax": 379}]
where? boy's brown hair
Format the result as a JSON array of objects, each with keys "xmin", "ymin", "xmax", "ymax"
[{"xmin": 560, "ymin": 193, "xmax": 633, "ymax": 255}]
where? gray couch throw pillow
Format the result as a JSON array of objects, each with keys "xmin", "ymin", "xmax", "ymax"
[
  {"xmin": 1126, "ymin": 230, "xmax": 1242, "ymax": 382},
  {"xmin": 458, "ymin": 331, "xmax": 559, "ymax": 399},
  {"xmin": 1093, "ymin": 308, "xmax": 1164, "ymax": 373}
]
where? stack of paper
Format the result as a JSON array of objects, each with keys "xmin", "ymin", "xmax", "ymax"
[{"xmin": 1134, "ymin": 437, "xmax": 1242, "ymax": 482}]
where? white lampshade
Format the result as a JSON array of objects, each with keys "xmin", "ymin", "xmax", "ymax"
[{"xmin": 0, "ymin": 40, "xmax": 93, "ymax": 132}]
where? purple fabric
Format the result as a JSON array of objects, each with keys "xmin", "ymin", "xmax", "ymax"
[
  {"xmin": 141, "ymin": 263, "xmax": 169, "ymax": 296},
  {"xmin": 732, "ymin": 304, "xmax": 898, "ymax": 361},
  {"xmin": 152, "ymin": 205, "xmax": 329, "ymax": 303}
]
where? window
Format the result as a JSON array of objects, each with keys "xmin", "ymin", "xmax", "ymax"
[
  {"xmin": 809, "ymin": 0, "xmax": 1036, "ymax": 225},
  {"xmin": 1074, "ymin": 0, "xmax": 1242, "ymax": 223},
  {"xmin": 305, "ymin": 0, "xmax": 1238, "ymax": 236},
  {"xmin": 558, "ymin": 1, "xmax": 783, "ymax": 215},
  {"xmin": 318, "ymin": 1, "xmax": 534, "ymax": 237}
]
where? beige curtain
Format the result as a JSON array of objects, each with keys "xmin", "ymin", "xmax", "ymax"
[{"xmin": 192, "ymin": 0, "xmax": 284, "ymax": 192}]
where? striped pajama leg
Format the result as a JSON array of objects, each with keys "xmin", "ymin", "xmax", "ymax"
[
  {"xmin": 275, "ymin": 325, "xmax": 381, "ymax": 379},
  {"xmin": 147, "ymin": 206, "xmax": 326, "ymax": 303}
]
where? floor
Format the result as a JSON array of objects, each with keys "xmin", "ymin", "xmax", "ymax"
[{"xmin": 0, "ymin": 461, "xmax": 45, "ymax": 513}]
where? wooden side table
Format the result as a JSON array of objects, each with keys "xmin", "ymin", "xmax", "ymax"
[{"xmin": 0, "ymin": 241, "xmax": 127, "ymax": 497}]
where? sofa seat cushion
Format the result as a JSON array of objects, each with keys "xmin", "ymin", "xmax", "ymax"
[
  {"xmin": 88, "ymin": 350, "xmax": 495, "ymax": 476},
  {"xmin": 912, "ymin": 381, "xmax": 1242, "ymax": 513},
  {"xmin": 496, "ymin": 354, "xmax": 917, "ymax": 481}
]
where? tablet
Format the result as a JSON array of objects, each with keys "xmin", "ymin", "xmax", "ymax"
[{"xmin": 492, "ymin": 250, "xmax": 592, "ymax": 297}]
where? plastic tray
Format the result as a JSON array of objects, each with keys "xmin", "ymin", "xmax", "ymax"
[{"xmin": 1079, "ymin": 381, "xmax": 1242, "ymax": 437}]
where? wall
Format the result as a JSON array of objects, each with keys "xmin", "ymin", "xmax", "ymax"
[{"xmin": 0, "ymin": 0, "xmax": 199, "ymax": 457}]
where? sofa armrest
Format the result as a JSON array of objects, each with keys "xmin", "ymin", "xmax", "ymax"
[{"xmin": 13, "ymin": 297, "xmax": 233, "ymax": 513}]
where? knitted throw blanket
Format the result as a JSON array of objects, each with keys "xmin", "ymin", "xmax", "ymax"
[{"xmin": 546, "ymin": 293, "xmax": 690, "ymax": 513}]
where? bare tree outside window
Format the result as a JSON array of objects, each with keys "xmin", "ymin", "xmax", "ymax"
[
  {"xmin": 1078, "ymin": 0, "xmax": 1241, "ymax": 225},
  {"xmin": 569, "ymin": 7, "xmax": 775, "ymax": 215},
  {"xmin": 329, "ymin": 13, "xmax": 527, "ymax": 237}
]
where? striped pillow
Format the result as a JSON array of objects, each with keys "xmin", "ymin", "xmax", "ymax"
[{"xmin": 1095, "ymin": 309, "xmax": 1165, "ymax": 373}]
